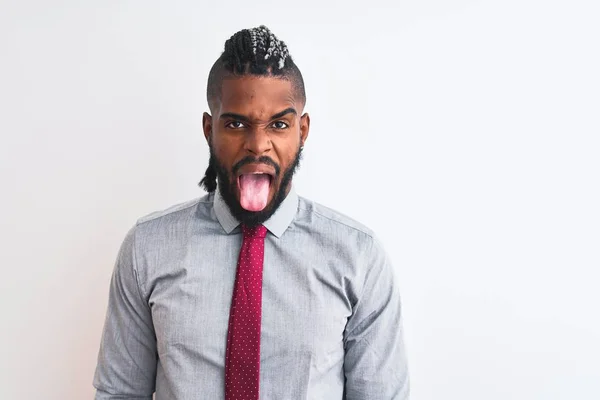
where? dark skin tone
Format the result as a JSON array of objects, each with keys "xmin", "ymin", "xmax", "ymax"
[{"xmin": 203, "ymin": 76, "xmax": 310, "ymax": 210}]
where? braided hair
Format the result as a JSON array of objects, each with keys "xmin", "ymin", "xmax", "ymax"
[{"xmin": 200, "ymin": 25, "xmax": 306, "ymax": 193}]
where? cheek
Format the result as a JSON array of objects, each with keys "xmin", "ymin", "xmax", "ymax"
[
  {"xmin": 274, "ymin": 136, "xmax": 300, "ymax": 160},
  {"xmin": 213, "ymin": 137, "xmax": 241, "ymax": 164}
]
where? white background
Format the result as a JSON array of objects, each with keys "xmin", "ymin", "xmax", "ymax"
[{"xmin": 1, "ymin": 0, "xmax": 598, "ymax": 399}]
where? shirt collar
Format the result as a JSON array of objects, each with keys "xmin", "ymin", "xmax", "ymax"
[{"xmin": 213, "ymin": 183, "xmax": 298, "ymax": 238}]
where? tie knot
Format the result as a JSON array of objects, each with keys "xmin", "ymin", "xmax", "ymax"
[{"xmin": 242, "ymin": 224, "xmax": 267, "ymax": 239}]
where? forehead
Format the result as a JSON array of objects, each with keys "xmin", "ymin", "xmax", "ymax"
[{"xmin": 217, "ymin": 76, "xmax": 297, "ymax": 117}]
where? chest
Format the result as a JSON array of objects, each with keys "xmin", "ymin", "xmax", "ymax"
[{"xmin": 147, "ymin": 235, "xmax": 354, "ymax": 366}]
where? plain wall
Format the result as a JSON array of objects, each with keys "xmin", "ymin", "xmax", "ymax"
[{"xmin": 1, "ymin": 0, "xmax": 598, "ymax": 399}]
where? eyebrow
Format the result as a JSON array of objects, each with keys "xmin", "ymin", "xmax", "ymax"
[{"xmin": 220, "ymin": 107, "xmax": 297, "ymax": 122}]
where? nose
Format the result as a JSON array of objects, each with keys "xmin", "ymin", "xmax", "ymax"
[{"xmin": 244, "ymin": 127, "xmax": 272, "ymax": 156}]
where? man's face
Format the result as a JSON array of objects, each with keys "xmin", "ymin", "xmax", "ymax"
[{"xmin": 203, "ymin": 76, "xmax": 310, "ymax": 226}]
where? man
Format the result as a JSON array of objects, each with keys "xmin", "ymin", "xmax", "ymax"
[{"xmin": 93, "ymin": 25, "xmax": 409, "ymax": 399}]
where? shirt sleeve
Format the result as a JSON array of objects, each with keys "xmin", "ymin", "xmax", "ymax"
[
  {"xmin": 93, "ymin": 224, "xmax": 157, "ymax": 399},
  {"xmin": 343, "ymin": 236, "xmax": 410, "ymax": 400}
]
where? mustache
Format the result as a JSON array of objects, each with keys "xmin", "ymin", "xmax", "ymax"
[{"xmin": 232, "ymin": 155, "xmax": 281, "ymax": 177}]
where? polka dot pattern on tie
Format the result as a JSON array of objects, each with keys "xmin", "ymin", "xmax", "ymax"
[{"xmin": 224, "ymin": 224, "xmax": 267, "ymax": 400}]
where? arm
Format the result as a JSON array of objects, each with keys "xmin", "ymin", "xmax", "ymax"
[
  {"xmin": 343, "ymin": 237, "xmax": 410, "ymax": 400},
  {"xmin": 93, "ymin": 224, "xmax": 157, "ymax": 399}
]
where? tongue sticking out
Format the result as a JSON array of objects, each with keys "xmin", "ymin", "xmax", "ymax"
[{"xmin": 239, "ymin": 174, "xmax": 271, "ymax": 211}]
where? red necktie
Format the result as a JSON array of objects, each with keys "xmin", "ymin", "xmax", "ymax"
[{"xmin": 225, "ymin": 224, "xmax": 267, "ymax": 400}]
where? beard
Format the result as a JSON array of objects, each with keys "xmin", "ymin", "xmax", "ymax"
[{"xmin": 209, "ymin": 144, "xmax": 303, "ymax": 227}]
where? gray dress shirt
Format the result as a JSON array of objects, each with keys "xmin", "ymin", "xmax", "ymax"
[{"xmin": 93, "ymin": 185, "xmax": 409, "ymax": 399}]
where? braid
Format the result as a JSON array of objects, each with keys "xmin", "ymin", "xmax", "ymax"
[
  {"xmin": 206, "ymin": 25, "xmax": 305, "ymax": 109},
  {"xmin": 199, "ymin": 156, "xmax": 217, "ymax": 193},
  {"xmin": 222, "ymin": 25, "xmax": 291, "ymax": 74}
]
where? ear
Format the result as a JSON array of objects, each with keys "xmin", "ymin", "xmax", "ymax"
[
  {"xmin": 300, "ymin": 113, "xmax": 310, "ymax": 147},
  {"xmin": 202, "ymin": 112, "xmax": 213, "ymax": 144}
]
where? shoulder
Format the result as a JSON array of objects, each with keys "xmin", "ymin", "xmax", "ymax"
[
  {"xmin": 296, "ymin": 195, "xmax": 378, "ymax": 242},
  {"xmin": 136, "ymin": 195, "xmax": 208, "ymax": 225},
  {"xmin": 295, "ymin": 195, "xmax": 395, "ymax": 298},
  {"xmin": 128, "ymin": 193, "xmax": 212, "ymax": 239}
]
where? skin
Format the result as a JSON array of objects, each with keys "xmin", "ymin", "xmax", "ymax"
[{"xmin": 203, "ymin": 76, "xmax": 310, "ymax": 211}]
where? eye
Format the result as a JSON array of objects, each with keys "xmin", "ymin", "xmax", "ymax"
[
  {"xmin": 271, "ymin": 121, "xmax": 289, "ymax": 129},
  {"xmin": 226, "ymin": 121, "xmax": 246, "ymax": 129}
]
